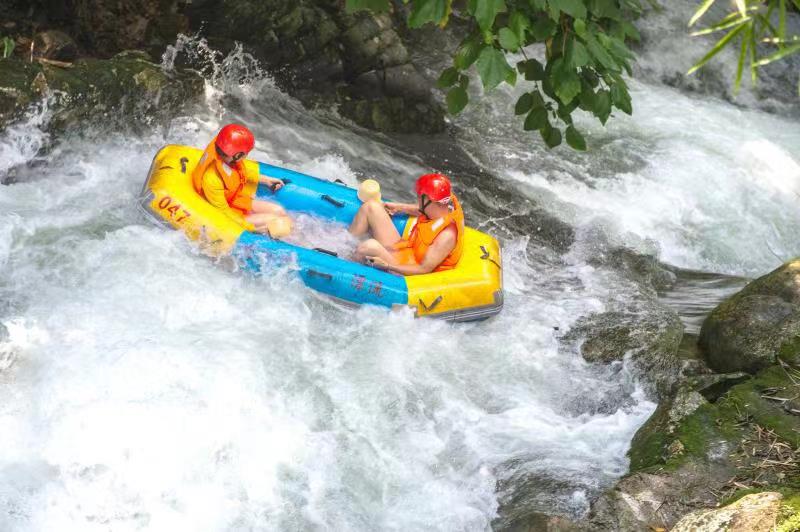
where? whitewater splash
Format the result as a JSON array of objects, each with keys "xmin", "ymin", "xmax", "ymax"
[{"xmin": 3, "ymin": 31, "xmax": 799, "ymax": 530}]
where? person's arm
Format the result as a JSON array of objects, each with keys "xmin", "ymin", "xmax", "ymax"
[
  {"xmin": 368, "ymin": 226, "xmax": 457, "ymax": 275},
  {"xmin": 384, "ymin": 202, "xmax": 420, "ymax": 216},
  {"xmin": 202, "ymin": 173, "xmax": 256, "ymax": 231},
  {"xmin": 258, "ymin": 173, "xmax": 284, "ymax": 191}
]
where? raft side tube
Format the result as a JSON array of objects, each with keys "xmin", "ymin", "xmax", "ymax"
[
  {"xmin": 257, "ymin": 162, "xmax": 408, "ymax": 235},
  {"xmin": 234, "ymin": 231, "xmax": 408, "ymax": 308}
]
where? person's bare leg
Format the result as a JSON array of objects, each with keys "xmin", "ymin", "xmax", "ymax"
[
  {"xmin": 349, "ymin": 200, "xmax": 401, "ymax": 246},
  {"xmin": 250, "ymin": 199, "xmax": 287, "ymax": 216},
  {"xmin": 355, "ymin": 238, "xmax": 399, "ymax": 264}
]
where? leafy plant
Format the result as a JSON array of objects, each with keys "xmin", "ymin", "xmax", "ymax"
[
  {"xmin": 346, "ymin": 0, "xmax": 647, "ymax": 150},
  {"xmin": 1, "ymin": 36, "xmax": 15, "ymax": 59},
  {"xmin": 688, "ymin": 0, "xmax": 800, "ymax": 94}
]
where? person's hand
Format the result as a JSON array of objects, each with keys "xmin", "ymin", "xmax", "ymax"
[
  {"xmin": 365, "ymin": 256, "xmax": 389, "ymax": 270},
  {"xmin": 384, "ymin": 202, "xmax": 401, "ymax": 216},
  {"xmin": 269, "ymin": 178, "xmax": 284, "ymax": 192}
]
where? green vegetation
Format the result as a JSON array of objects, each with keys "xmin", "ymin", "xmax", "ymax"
[
  {"xmin": 689, "ymin": 0, "xmax": 800, "ymax": 94},
  {"xmin": 2, "ymin": 36, "xmax": 14, "ymax": 59},
  {"xmin": 345, "ymin": 0, "xmax": 648, "ymax": 150}
]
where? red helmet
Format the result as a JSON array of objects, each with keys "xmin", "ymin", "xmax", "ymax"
[
  {"xmin": 415, "ymin": 173, "xmax": 452, "ymax": 203},
  {"xmin": 215, "ymin": 124, "xmax": 255, "ymax": 157}
]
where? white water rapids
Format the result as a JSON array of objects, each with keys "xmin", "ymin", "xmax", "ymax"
[{"xmin": 1, "ymin": 34, "xmax": 799, "ymax": 531}]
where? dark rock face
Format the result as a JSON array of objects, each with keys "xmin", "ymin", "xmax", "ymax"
[
  {"xmin": 0, "ymin": 54, "xmax": 203, "ymax": 132},
  {"xmin": 33, "ymin": 30, "xmax": 78, "ymax": 62},
  {"xmin": 699, "ymin": 259, "xmax": 800, "ymax": 374},
  {"xmin": 185, "ymin": 0, "xmax": 445, "ymax": 134}
]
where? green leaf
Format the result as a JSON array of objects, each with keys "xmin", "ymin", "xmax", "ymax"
[
  {"xmin": 476, "ymin": 46, "xmax": 514, "ymax": 91},
  {"xmin": 687, "ymin": 23, "xmax": 747, "ymax": 75},
  {"xmin": 1, "ymin": 36, "xmax": 14, "ymax": 59},
  {"xmin": 552, "ymin": 59, "xmax": 581, "ymax": 104},
  {"xmin": 437, "ymin": 67, "xmax": 460, "ymax": 88},
  {"xmin": 530, "ymin": 0, "xmax": 546, "ymax": 8},
  {"xmin": 579, "ymin": 82, "xmax": 594, "ymax": 111},
  {"xmin": 548, "ymin": 0, "xmax": 587, "ymax": 20},
  {"xmin": 780, "ymin": 0, "xmax": 787, "ymax": 41},
  {"xmin": 593, "ymin": 89, "xmax": 612, "ymax": 123},
  {"xmin": 574, "ymin": 18, "xmax": 587, "ymax": 37},
  {"xmin": 610, "ymin": 82, "xmax": 632, "ymax": 114},
  {"xmin": 531, "ymin": 15, "xmax": 557, "ymax": 40},
  {"xmin": 455, "ymin": 36, "xmax": 484, "ymax": 69},
  {"xmin": 753, "ymin": 42, "xmax": 800, "ymax": 67},
  {"xmin": 622, "ymin": 21, "xmax": 640, "ymax": 42},
  {"xmin": 568, "ymin": 38, "xmax": 591, "ymax": 68},
  {"xmin": 469, "ymin": 0, "xmax": 507, "ymax": 31},
  {"xmin": 566, "ymin": 125, "xmax": 586, "ymax": 150},
  {"xmin": 409, "ymin": 0, "xmax": 448, "ymax": 28},
  {"xmin": 509, "ymin": 11, "xmax": 531, "ymax": 41},
  {"xmin": 734, "ymin": 24, "xmax": 749, "ymax": 93},
  {"xmin": 518, "ymin": 58, "xmax": 545, "ymax": 80},
  {"xmin": 515, "ymin": 92, "xmax": 534, "ymax": 115},
  {"xmin": 459, "ymin": 74, "xmax": 470, "ymax": 88},
  {"xmin": 498, "ymin": 28, "xmax": 520, "ymax": 51},
  {"xmin": 345, "ymin": 0, "xmax": 390, "ymax": 12},
  {"xmin": 525, "ymin": 107, "xmax": 549, "ymax": 130},
  {"xmin": 689, "ymin": 0, "xmax": 717, "ymax": 27},
  {"xmin": 446, "ymin": 86, "xmax": 469, "ymax": 114},
  {"xmin": 586, "ymin": 32, "xmax": 618, "ymax": 70},
  {"xmin": 541, "ymin": 123, "xmax": 562, "ymax": 148},
  {"xmin": 590, "ymin": 0, "xmax": 621, "ymax": 20},
  {"xmin": 506, "ymin": 68, "xmax": 517, "ymax": 86}
]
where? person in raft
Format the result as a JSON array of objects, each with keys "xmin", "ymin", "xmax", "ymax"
[
  {"xmin": 350, "ymin": 173, "xmax": 464, "ymax": 275},
  {"xmin": 192, "ymin": 124, "xmax": 290, "ymax": 236}
]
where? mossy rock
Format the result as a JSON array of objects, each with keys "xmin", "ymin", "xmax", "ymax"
[
  {"xmin": 700, "ymin": 259, "xmax": 800, "ymax": 374},
  {"xmin": 0, "ymin": 56, "xmax": 203, "ymax": 133},
  {"xmin": 628, "ymin": 364, "xmax": 800, "ymax": 473}
]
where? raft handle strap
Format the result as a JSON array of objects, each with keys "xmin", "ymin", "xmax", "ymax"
[
  {"xmin": 307, "ymin": 269, "xmax": 333, "ymax": 280},
  {"xmin": 321, "ymin": 194, "xmax": 345, "ymax": 208},
  {"xmin": 313, "ymin": 247, "xmax": 339, "ymax": 257},
  {"xmin": 419, "ymin": 295, "xmax": 443, "ymax": 313},
  {"xmin": 480, "ymin": 245, "xmax": 502, "ymax": 269},
  {"xmin": 180, "ymin": 157, "xmax": 188, "ymax": 174}
]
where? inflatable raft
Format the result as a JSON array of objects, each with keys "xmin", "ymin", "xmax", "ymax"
[{"xmin": 140, "ymin": 145, "xmax": 503, "ymax": 321}]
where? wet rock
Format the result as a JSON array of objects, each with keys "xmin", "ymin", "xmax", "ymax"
[
  {"xmin": 338, "ymin": 91, "xmax": 445, "ymax": 134},
  {"xmin": 699, "ymin": 259, "xmax": 800, "ymax": 374},
  {"xmin": 563, "ymin": 305, "xmax": 684, "ymax": 397},
  {"xmin": 71, "ymin": 0, "xmax": 189, "ymax": 58},
  {"xmin": 33, "ymin": 30, "xmax": 78, "ymax": 62},
  {"xmin": 589, "ymin": 247, "xmax": 677, "ymax": 294},
  {"xmin": 671, "ymin": 492, "xmax": 783, "ymax": 532},
  {"xmin": 0, "ymin": 55, "xmax": 203, "ymax": 132},
  {"xmin": 186, "ymin": 0, "xmax": 445, "ymax": 134},
  {"xmin": 584, "ymin": 461, "xmax": 732, "ymax": 531},
  {"xmin": 502, "ymin": 512, "xmax": 581, "ymax": 532},
  {"xmin": 585, "ymin": 363, "xmax": 800, "ymax": 531},
  {"xmin": 627, "ymin": 385, "xmax": 708, "ymax": 471}
]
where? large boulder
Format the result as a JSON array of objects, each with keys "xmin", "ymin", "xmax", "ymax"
[
  {"xmin": 584, "ymin": 364, "xmax": 800, "ymax": 531},
  {"xmin": 562, "ymin": 303, "xmax": 685, "ymax": 398},
  {"xmin": 671, "ymin": 492, "xmax": 783, "ymax": 532},
  {"xmin": 699, "ymin": 259, "xmax": 800, "ymax": 374}
]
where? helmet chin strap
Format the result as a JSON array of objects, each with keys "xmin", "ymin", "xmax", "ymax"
[{"xmin": 418, "ymin": 194, "xmax": 433, "ymax": 217}]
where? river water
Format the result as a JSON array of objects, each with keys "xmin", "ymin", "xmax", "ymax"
[{"xmin": 1, "ymin": 29, "xmax": 799, "ymax": 532}]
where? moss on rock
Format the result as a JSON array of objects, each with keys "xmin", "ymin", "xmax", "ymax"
[
  {"xmin": 699, "ymin": 259, "xmax": 800, "ymax": 374},
  {"xmin": 0, "ymin": 55, "xmax": 203, "ymax": 132}
]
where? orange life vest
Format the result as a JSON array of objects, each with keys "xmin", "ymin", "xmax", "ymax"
[
  {"xmin": 191, "ymin": 138, "xmax": 252, "ymax": 213},
  {"xmin": 393, "ymin": 195, "xmax": 464, "ymax": 271}
]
